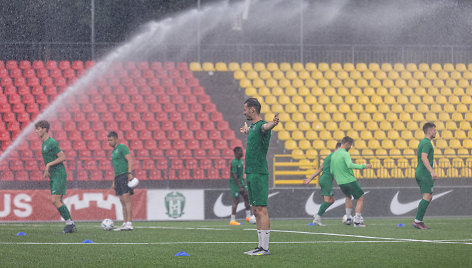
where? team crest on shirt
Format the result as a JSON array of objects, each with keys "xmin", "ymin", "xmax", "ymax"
[{"xmin": 165, "ymin": 191, "xmax": 186, "ymax": 219}]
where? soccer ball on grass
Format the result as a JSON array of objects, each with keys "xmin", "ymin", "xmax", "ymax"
[
  {"xmin": 101, "ymin": 219, "xmax": 114, "ymax": 231},
  {"xmin": 248, "ymin": 215, "xmax": 256, "ymax": 224}
]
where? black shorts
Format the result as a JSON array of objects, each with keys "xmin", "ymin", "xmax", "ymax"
[{"xmin": 114, "ymin": 173, "xmax": 134, "ymax": 196}]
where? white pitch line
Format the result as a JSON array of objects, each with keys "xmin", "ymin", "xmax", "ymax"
[
  {"xmin": 0, "ymin": 241, "xmax": 408, "ymax": 245},
  {"xmin": 265, "ymin": 229, "xmax": 472, "ymax": 245}
]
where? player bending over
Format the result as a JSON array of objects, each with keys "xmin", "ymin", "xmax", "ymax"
[
  {"xmin": 304, "ymin": 141, "xmax": 354, "ymax": 226},
  {"xmin": 330, "ymin": 136, "xmax": 371, "ymax": 227}
]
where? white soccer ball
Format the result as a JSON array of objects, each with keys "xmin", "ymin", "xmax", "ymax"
[
  {"xmin": 342, "ymin": 215, "xmax": 352, "ymax": 225},
  {"xmin": 101, "ymin": 219, "xmax": 114, "ymax": 231},
  {"xmin": 249, "ymin": 215, "xmax": 256, "ymax": 224},
  {"xmin": 127, "ymin": 177, "xmax": 139, "ymax": 188}
]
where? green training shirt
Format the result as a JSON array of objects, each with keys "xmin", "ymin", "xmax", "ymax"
[
  {"xmin": 41, "ymin": 137, "xmax": 67, "ymax": 177},
  {"xmin": 320, "ymin": 152, "xmax": 334, "ymax": 181},
  {"xmin": 415, "ymin": 138, "xmax": 434, "ymax": 177},
  {"xmin": 112, "ymin": 143, "xmax": 130, "ymax": 176},
  {"xmin": 330, "ymin": 148, "xmax": 366, "ymax": 185},
  {"xmin": 230, "ymin": 158, "xmax": 245, "ymax": 190},
  {"xmin": 245, "ymin": 120, "xmax": 271, "ymax": 174}
]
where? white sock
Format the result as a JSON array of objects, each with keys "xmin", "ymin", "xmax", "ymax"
[
  {"xmin": 257, "ymin": 230, "xmax": 262, "ymax": 248},
  {"xmin": 354, "ymin": 213, "xmax": 362, "ymax": 223},
  {"xmin": 260, "ymin": 230, "xmax": 270, "ymax": 250},
  {"xmin": 414, "ymin": 219, "xmax": 422, "ymax": 223},
  {"xmin": 314, "ymin": 214, "xmax": 321, "ymax": 221},
  {"xmin": 346, "ymin": 208, "xmax": 352, "ymax": 217},
  {"xmin": 230, "ymin": 215, "xmax": 236, "ymax": 222},
  {"xmin": 65, "ymin": 219, "xmax": 74, "ymax": 225},
  {"xmin": 127, "ymin": 222, "xmax": 132, "ymax": 226},
  {"xmin": 246, "ymin": 210, "xmax": 251, "ymax": 218}
]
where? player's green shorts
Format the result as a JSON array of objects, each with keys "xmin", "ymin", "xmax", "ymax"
[
  {"xmin": 319, "ymin": 174, "xmax": 334, "ymax": 196},
  {"xmin": 230, "ymin": 181, "xmax": 247, "ymax": 198},
  {"xmin": 415, "ymin": 173, "xmax": 434, "ymax": 194},
  {"xmin": 49, "ymin": 169, "xmax": 67, "ymax": 195},
  {"xmin": 339, "ymin": 181, "xmax": 364, "ymax": 200},
  {"xmin": 246, "ymin": 173, "xmax": 269, "ymax": 206}
]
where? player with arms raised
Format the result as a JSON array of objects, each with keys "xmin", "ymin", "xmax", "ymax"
[
  {"xmin": 35, "ymin": 120, "xmax": 76, "ymax": 233},
  {"xmin": 412, "ymin": 122, "xmax": 437, "ymax": 230},
  {"xmin": 240, "ymin": 98, "xmax": 279, "ymax": 256}
]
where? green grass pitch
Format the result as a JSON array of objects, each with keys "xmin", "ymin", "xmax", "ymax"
[{"xmin": 1, "ymin": 218, "xmax": 471, "ymax": 267}]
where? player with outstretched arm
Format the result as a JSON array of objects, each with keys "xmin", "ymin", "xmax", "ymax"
[{"xmin": 240, "ymin": 98, "xmax": 279, "ymax": 256}]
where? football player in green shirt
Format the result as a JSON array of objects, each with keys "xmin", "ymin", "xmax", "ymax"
[
  {"xmin": 304, "ymin": 142, "xmax": 354, "ymax": 226},
  {"xmin": 107, "ymin": 131, "xmax": 134, "ymax": 231},
  {"xmin": 35, "ymin": 120, "xmax": 76, "ymax": 233},
  {"xmin": 240, "ymin": 98, "xmax": 279, "ymax": 256},
  {"xmin": 412, "ymin": 123, "xmax": 437, "ymax": 230},
  {"xmin": 330, "ymin": 136, "xmax": 371, "ymax": 227},
  {"xmin": 229, "ymin": 146, "xmax": 251, "ymax": 225}
]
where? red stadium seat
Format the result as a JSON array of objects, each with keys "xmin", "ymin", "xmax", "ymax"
[
  {"xmin": 161, "ymin": 121, "xmax": 173, "ymax": 131},
  {"xmin": 201, "ymin": 140, "xmax": 214, "ymax": 150},
  {"xmin": 6, "ymin": 60, "xmax": 18, "ymax": 70},
  {"xmin": 72, "ymin": 61, "xmax": 84, "ymax": 70},
  {"xmin": 195, "ymin": 130, "xmax": 207, "ymax": 140},
  {"xmin": 189, "ymin": 121, "xmax": 201, "ymax": 131},
  {"xmin": 173, "ymin": 140, "xmax": 186, "ymax": 150},
  {"xmin": 166, "ymin": 149, "xmax": 178, "ymax": 157},
  {"xmin": 208, "ymin": 149, "xmax": 220, "ymax": 157},
  {"xmin": 202, "ymin": 121, "xmax": 214, "ymax": 131},
  {"xmin": 144, "ymin": 140, "xmax": 157, "ymax": 150},
  {"xmin": 151, "ymin": 62, "xmax": 162, "ymax": 70},
  {"xmin": 158, "ymin": 140, "xmax": 171, "ymax": 150}
]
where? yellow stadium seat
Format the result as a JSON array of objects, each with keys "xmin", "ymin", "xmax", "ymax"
[
  {"xmin": 400, "ymin": 71, "xmax": 412, "ymax": 80},
  {"xmin": 424, "ymin": 71, "xmax": 436, "ymax": 80},
  {"xmin": 455, "ymin": 63, "xmax": 466, "ymax": 72},
  {"xmin": 459, "ymin": 121, "xmax": 471, "ymax": 131},
  {"xmin": 387, "ymin": 130, "xmax": 400, "ymax": 140},
  {"xmin": 382, "ymin": 140, "xmax": 394, "ymax": 149},
  {"xmin": 406, "ymin": 121, "xmax": 418, "ymax": 131},
  {"xmin": 372, "ymin": 113, "xmax": 384, "ymax": 122},
  {"xmin": 324, "ymin": 70, "xmax": 336, "ymax": 80},
  {"xmin": 265, "ymin": 79, "xmax": 277, "ymax": 88},
  {"xmin": 375, "ymin": 71, "xmax": 387, "ymax": 80},
  {"xmin": 240, "ymin": 79, "xmax": 252, "ymax": 88},
  {"xmin": 311, "ymin": 104, "xmax": 323, "ymax": 114},
  {"xmin": 312, "ymin": 122, "xmax": 324, "ymax": 131},
  {"xmin": 330, "ymin": 95, "xmax": 343, "ymax": 105},
  {"xmin": 332, "ymin": 130, "xmax": 344, "ymax": 140},
  {"xmin": 319, "ymin": 130, "xmax": 330, "ymax": 140},
  {"xmin": 284, "ymin": 87, "xmax": 297, "ymax": 96},
  {"xmin": 399, "ymin": 130, "xmax": 412, "ymax": 140},
  {"xmin": 399, "ymin": 112, "xmax": 411, "ymax": 121},
  {"xmin": 306, "ymin": 131, "xmax": 318, "ymax": 140},
  {"xmin": 344, "ymin": 130, "xmax": 358, "ymax": 140},
  {"xmin": 405, "ymin": 63, "xmax": 417, "ymax": 72},
  {"xmin": 286, "ymin": 70, "xmax": 297, "ymax": 80},
  {"xmin": 443, "ymin": 63, "xmax": 454, "ymax": 72},
  {"xmin": 325, "ymin": 122, "xmax": 337, "ymax": 131},
  {"xmin": 318, "ymin": 62, "xmax": 330, "ymax": 72},
  {"xmin": 267, "ymin": 62, "xmax": 279, "ymax": 72},
  {"xmin": 318, "ymin": 79, "xmax": 330, "ymax": 88},
  {"xmin": 313, "ymin": 140, "xmax": 326, "ymax": 150},
  {"xmin": 306, "ymin": 149, "xmax": 318, "ymax": 160},
  {"xmin": 292, "ymin": 113, "xmax": 304, "ymax": 122},
  {"xmin": 332, "ymin": 113, "xmax": 344, "ymax": 122},
  {"xmin": 296, "ymin": 87, "xmax": 309, "ymax": 97},
  {"xmin": 452, "ymin": 112, "xmax": 463, "ymax": 121},
  {"xmin": 463, "ymin": 139, "xmax": 472, "ymax": 149},
  {"xmin": 433, "ymin": 79, "xmax": 445, "ymax": 87},
  {"xmin": 353, "ymin": 121, "xmax": 365, "ymax": 131},
  {"xmin": 245, "ymin": 87, "xmax": 257, "ymax": 97},
  {"xmin": 305, "ymin": 113, "xmax": 317, "ymax": 122},
  {"xmin": 279, "ymin": 79, "xmax": 291, "ymax": 88},
  {"xmin": 273, "ymin": 70, "xmax": 285, "ymax": 80},
  {"xmin": 253, "ymin": 62, "xmax": 266, "ymax": 71},
  {"xmin": 388, "ymin": 71, "xmax": 399, "ymax": 80},
  {"xmin": 202, "ymin": 62, "xmax": 215, "ymax": 71},
  {"xmin": 358, "ymin": 112, "xmax": 371, "ymax": 122},
  {"xmin": 409, "ymin": 139, "xmax": 420, "ymax": 149},
  {"xmin": 277, "ymin": 96, "xmax": 289, "ymax": 105},
  {"xmin": 189, "ymin": 62, "xmax": 202, "ymax": 71},
  {"xmin": 291, "ymin": 62, "xmax": 303, "ymax": 72},
  {"xmin": 417, "ymin": 63, "xmax": 429, "ymax": 72},
  {"xmin": 446, "ymin": 79, "xmax": 457, "ymax": 88},
  {"xmin": 285, "ymin": 140, "xmax": 298, "ymax": 150},
  {"xmin": 445, "ymin": 121, "xmax": 457, "ymax": 131},
  {"xmin": 368, "ymin": 63, "xmax": 380, "ymax": 71},
  {"xmin": 258, "ymin": 87, "xmax": 270, "ymax": 96},
  {"xmin": 343, "ymin": 63, "xmax": 355, "ymax": 71},
  {"xmin": 337, "ymin": 71, "xmax": 349, "ymax": 80},
  {"xmin": 455, "ymin": 130, "xmax": 466, "ymax": 139},
  {"xmin": 298, "ymin": 122, "xmax": 311, "ymax": 131},
  {"xmin": 344, "ymin": 79, "xmax": 356, "ymax": 88},
  {"xmin": 298, "ymin": 71, "xmax": 310, "ymax": 80},
  {"xmin": 331, "ymin": 62, "xmax": 343, "ymax": 72},
  {"xmin": 395, "ymin": 140, "xmax": 408, "ymax": 149},
  {"xmin": 305, "ymin": 79, "xmax": 317, "ymax": 88},
  {"xmin": 380, "ymin": 63, "xmax": 392, "ymax": 72},
  {"xmin": 241, "ymin": 62, "xmax": 253, "ymax": 71},
  {"xmin": 214, "ymin": 62, "xmax": 227, "ymax": 71},
  {"xmin": 261, "ymin": 105, "xmax": 270, "ymax": 114},
  {"xmin": 393, "ymin": 63, "xmax": 404, "ymax": 72},
  {"xmin": 278, "ymin": 112, "xmax": 291, "ymax": 121},
  {"xmin": 355, "ymin": 140, "xmax": 367, "ymax": 149},
  {"xmin": 412, "ymin": 113, "xmax": 425, "ymax": 122},
  {"xmin": 292, "ymin": 95, "xmax": 304, "ymax": 105},
  {"xmin": 253, "ymin": 79, "xmax": 265, "ymax": 88},
  {"xmin": 431, "ymin": 63, "xmax": 442, "ymax": 72},
  {"xmin": 326, "ymin": 139, "xmax": 339, "ymax": 149},
  {"xmin": 234, "ymin": 70, "xmax": 245, "ymax": 80},
  {"xmin": 397, "ymin": 95, "xmax": 409, "ymax": 104},
  {"xmin": 356, "ymin": 63, "xmax": 368, "ymax": 71},
  {"xmin": 435, "ymin": 139, "xmax": 448, "ymax": 149},
  {"xmin": 451, "ymin": 71, "xmax": 462, "ymax": 80},
  {"xmin": 366, "ymin": 121, "xmax": 378, "ymax": 131},
  {"xmin": 363, "ymin": 71, "xmax": 374, "ymax": 80},
  {"xmin": 284, "ymin": 104, "xmax": 297, "ymax": 114},
  {"xmin": 277, "ymin": 131, "xmax": 291, "ymax": 140},
  {"xmin": 456, "ymin": 103, "xmax": 468, "ymax": 113},
  {"xmin": 298, "ymin": 140, "xmax": 311, "ymax": 150},
  {"xmin": 338, "ymin": 121, "xmax": 351, "ymax": 131},
  {"xmin": 360, "ymin": 130, "xmax": 372, "ymax": 140},
  {"xmin": 312, "ymin": 71, "xmax": 323, "ymax": 80},
  {"xmin": 260, "ymin": 70, "xmax": 272, "ymax": 80},
  {"xmin": 352, "ymin": 104, "xmax": 363, "ymax": 113},
  {"xmin": 422, "ymin": 95, "xmax": 434, "ymax": 104},
  {"xmin": 373, "ymin": 130, "xmax": 385, "ymax": 140},
  {"xmin": 291, "ymin": 149, "xmax": 305, "ymax": 160},
  {"xmin": 449, "ymin": 139, "xmax": 461, "ymax": 149}
]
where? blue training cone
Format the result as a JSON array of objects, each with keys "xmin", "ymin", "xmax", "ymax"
[
  {"xmin": 82, "ymin": 239, "xmax": 94, "ymax": 243},
  {"xmin": 397, "ymin": 223, "xmax": 405, "ymax": 227},
  {"xmin": 307, "ymin": 222, "xmax": 315, "ymax": 226},
  {"xmin": 175, "ymin": 251, "xmax": 190, "ymax": 256},
  {"xmin": 16, "ymin": 232, "xmax": 26, "ymax": 236}
]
